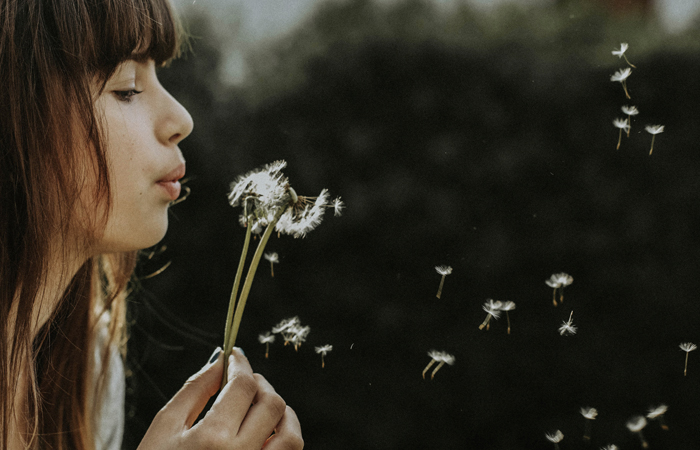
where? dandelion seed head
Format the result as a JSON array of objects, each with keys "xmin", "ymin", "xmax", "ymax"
[
  {"xmin": 264, "ymin": 252, "xmax": 279, "ymax": 264},
  {"xmin": 647, "ymin": 404, "xmax": 668, "ymax": 419},
  {"xmin": 680, "ymin": 342, "xmax": 697, "ymax": 352},
  {"xmin": 611, "ymin": 67, "xmax": 632, "ymax": 82},
  {"xmin": 258, "ymin": 332, "xmax": 276, "ymax": 344},
  {"xmin": 500, "ymin": 301, "xmax": 516, "ymax": 311},
  {"xmin": 427, "ymin": 350, "xmax": 456, "ymax": 365},
  {"xmin": 332, "ymin": 197, "xmax": 345, "ymax": 217},
  {"xmin": 580, "ymin": 407, "xmax": 598, "ymax": 420},
  {"xmin": 315, "ymin": 345, "xmax": 333, "ymax": 355},
  {"xmin": 272, "ymin": 316, "xmax": 300, "ymax": 334},
  {"xmin": 559, "ymin": 318, "xmax": 577, "ymax": 336},
  {"xmin": 228, "ymin": 160, "xmax": 289, "ymax": 211},
  {"xmin": 645, "ymin": 125, "xmax": 665, "ymax": 135},
  {"xmin": 275, "ymin": 189, "xmax": 330, "ymax": 238},
  {"xmin": 613, "ymin": 118, "xmax": 630, "ymax": 130},
  {"xmin": 622, "ymin": 105, "xmax": 639, "ymax": 115},
  {"xmin": 626, "ymin": 416, "xmax": 647, "ymax": 432},
  {"xmin": 612, "ymin": 42, "xmax": 629, "ymax": 57},
  {"xmin": 435, "ymin": 265, "xmax": 453, "ymax": 276},
  {"xmin": 545, "ymin": 430, "xmax": 564, "ymax": 443}
]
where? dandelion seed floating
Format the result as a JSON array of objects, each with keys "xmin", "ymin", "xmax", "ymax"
[
  {"xmin": 434, "ymin": 265, "xmax": 452, "ymax": 299},
  {"xmin": 626, "ymin": 416, "xmax": 649, "ymax": 449},
  {"xmin": 479, "ymin": 299, "xmax": 502, "ymax": 331},
  {"xmin": 272, "ymin": 317, "xmax": 310, "ymax": 351},
  {"xmin": 422, "ymin": 350, "xmax": 456, "ymax": 380},
  {"xmin": 546, "ymin": 272, "xmax": 573, "ymax": 306},
  {"xmin": 499, "ymin": 301, "xmax": 516, "ymax": 334},
  {"xmin": 680, "ymin": 342, "xmax": 696, "ymax": 376},
  {"xmin": 645, "ymin": 125, "xmax": 665, "ymax": 155},
  {"xmin": 621, "ymin": 105, "xmax": 639, "ymax": 137},
  {"xmin": 612, "ymin": 42, "xmax": 637, "ymax": 68},
  {"xmin": 315, "ymin": 344, "xmax": 333, "ymax": 368},
  {"xmin": 646, "ymin": 404, "xmax": 668, "ymax": 430},
  {"xmin": 264, "ymin": 252, "xmax": 279, "ymax": 277},
  {"xmin": 558, "ymin": 311, "xmax": 577, "ymax": 336},
  {"xmin": 611, "ymin": 67, "xmax": 632, "ymax": 99},
  {"xmin": 258, "ymin": 332, "xmax": 276, "ymax": 358},
  {"xmin": 332, "ymin": 197, "xmax": 345, "ymax": 217},
  {"xmin": 613, "ymin": 118, "xmax": 630, "ymax": 150},
  {"xmin": 580, "ymin": 407, "xmax": 598, "ymax": 441},
  {"xmin": 601, "ymin": 445, "xmax": 619, "ymax": 450},
  {"xmin": 545, "ymin": 430, "xmax": 564, "ymax": 450}
]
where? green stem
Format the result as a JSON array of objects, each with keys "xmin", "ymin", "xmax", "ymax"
[
  {"xmin": 222, "ymin": 205, "xmax": 290, "ymax": 387},
  {"xmin": 222, "ymin": 216, "xmax": 253, "ymax": 387}
]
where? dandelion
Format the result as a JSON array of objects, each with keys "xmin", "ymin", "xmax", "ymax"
[
  {"xmin": 546, "ymin": 272, "xmax": 573, "ymax": 306},
  {"xmin": 580, "ymin": 407, "xmax": 598, "ymax": 441},
  {"xmin": 611, "ymin": 67, "xmax": 632, "ymax": 99},
  {"xmin": 612, "ymin": 42, "xmax": 636, "ymax": 68},
  {"xmin": 422, "ymin": 350, "xmax": 456, "ymax": 380},
  {"xmin": 646, "ymin": 404, "xmax": 668, "ymax": 430},
  {"xmin": 221, "ymin": 161, "xmax": 341, "ymax": 386},
  {"xmin": 435, "ymin": 265, "xmax": 452, "ymax": 299},
  {"xmin": 600, "ymin": 445, "xmax": 619, "ymax": 450},
  {"xmin": 680, "ymin": 342, "xmax": 696, "ymax": 376},
  {"xmin": 626, "ymin": 416, "xmax": 649, "ymax": 448},
  {"xmin": 559, "ymin": 311, "xmax": 577, "ymax": 336},
  {"xmin": 332, "ymin": 197, "xmax": 345, "ymax": 217},
  {"xmin": 479, "ymin": 299, "xmax": 502, "ymax": 331},
  {"xmin": 258, "ymin": 332, "xmax": 275, "ymax": 358},
  {"xmin": 315, "ymin": 345, "xmax": 333, "ymax": 368},
  {"xmin": 613, "ymin": 118, "xmax": 630, "ymax": 150},
  {"xmin": 272, "ymin": 317, "xmax": 311, "ymax": 351},
  {"xmin": 645, "ymin": 125, "xmax": 665, "ymax": 155},
  {"xmin": 545, "ymin": 430, "xmax": 564, "ymax": 450},
  {"xmin": 621, "ymin": 105, "xmax": 639, "ymax": 137},
  {"xmin": 499, "ymin": 301, "xmax": 516, "ymax": 334},
  {"xmin": 264, "ymin": 252, "xmax": 279, "ymax": 277}
]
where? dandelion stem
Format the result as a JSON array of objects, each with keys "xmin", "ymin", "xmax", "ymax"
[
  {"xmin": 506, "ymin": 311, "xmax": 511, "ymax": 334},
  {"xmin": 583, "ymin": 420, "xmax": 591, "ymax": 441},
  {"xmin": 649, "ymin": 135, "xmax": 656, "ymax": 156},
  {"xmin": 222, "ymin": 216, "xmax": 253, "ymax": 386},
  {"xmin": 552, "ymin": 288, "xmax": 558, "ymax": 307},
  {"xmin": 270, "ymin": 260, "xmax": 275, "ymax": 277},
  {"xmin": 685, "ymin": 352, "xmax": 690, "ymax": 376},
  {"xmin": 431, "ymin": 361, "xmax": 446, "ymax": 380},
  {"xmin": 637, "ymin": 431, "xmax": 648, "ymax": 448},
  {"xmin": 265, "ymin": 342, "xmax": 270, "ymax": 359},
  {"xmin": 321, "ymin": 354, "xmax": 325, "ymax": 368},
  {"xmin": 617, "ymin": 127, "xmax": 623, "ymax": 150},
  {"xmin": 479, "ymin": 314, "xmax": 491, "ymax": 330},
  {"xmin": 622, "ymin": 80, "xmax": 631, "ymax": 99},
  {"xmin": 624, "ymin": 55, "xmax": 637, "ymax": 68},
  {"xmin": 422, "ymin": 359, "xmax": 436, "ymax": 379},
  {"xmin": 436, "ymin": 275, "xmax": 446, "ymax": 299},
  {"xmin": 223, "ymin": 204, "xmax": 291, "ymax": 387},
  {"xmin": 559, "ymin": 286, "xmax": 565, "ymax": 304}
]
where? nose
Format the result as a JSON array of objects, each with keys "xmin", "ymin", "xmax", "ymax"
[{"xmin": 156, "ymin": 85, "xmax": 194, "ymax": 146}]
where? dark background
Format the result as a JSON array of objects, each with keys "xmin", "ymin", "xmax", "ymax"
[{"xmin": 124, "ymin": 1, "xmax": 700, "ymax": 448}]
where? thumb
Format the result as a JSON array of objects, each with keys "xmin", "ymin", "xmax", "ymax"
[{"xmin": 162, "ymin": 347, "xmax": 224, "ymax": 429}]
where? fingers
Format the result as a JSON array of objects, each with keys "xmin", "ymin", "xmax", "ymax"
[
  {"xmin": 262, "ymin": 407, "xmax": 304, "ymax": 450},
  {"xmin": 237, "ymin": 374, "xmax": 287, "ymax": 448},
  {"xmin": 159, "ymin": 347, "xmax": 224, "ymax": 429},
  {"xmin": 197, "ymin": 349, "xmax": 257, "ymax": 434}
]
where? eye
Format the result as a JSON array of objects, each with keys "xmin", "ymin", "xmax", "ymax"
[{"xmin": 113, "ymin": 89, "xmax": 143, "ymax": 103}]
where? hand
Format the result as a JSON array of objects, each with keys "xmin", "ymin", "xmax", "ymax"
[{"xmin": 137, "ymin": 348, "xmax": 304, "ymax": 450}]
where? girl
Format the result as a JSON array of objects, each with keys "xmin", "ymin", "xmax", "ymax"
[{"xmin": 0, "ymin": 0, "xmax": 303, "ymax": 449}]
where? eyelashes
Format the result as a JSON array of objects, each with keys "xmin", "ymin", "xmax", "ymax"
[{"xmin": 113, "ymin": 89, "xmax": 143, "ymax": 103}]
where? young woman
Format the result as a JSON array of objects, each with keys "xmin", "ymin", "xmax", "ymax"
[{"xmin": 0, "ymin": 1, "xmax": 303, "ymax": 449}]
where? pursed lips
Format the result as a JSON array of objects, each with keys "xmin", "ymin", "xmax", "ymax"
[{"xmin": 156, "ymin": 163, "xmax": 186, "ymax": 200}]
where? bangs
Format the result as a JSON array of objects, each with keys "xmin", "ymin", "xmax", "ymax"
[{"xmin": 85, "ymin": 0, "xmax": 182, "ymax": 78}]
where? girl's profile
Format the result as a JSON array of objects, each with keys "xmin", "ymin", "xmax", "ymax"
[{"xmin": 0, "ymin": 1, "xmax": 303, "ymax": 449}]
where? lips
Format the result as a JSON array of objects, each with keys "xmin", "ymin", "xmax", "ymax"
[{"xmin": 157, "ymin": 163, "xmax": 186, "ymax": 201}]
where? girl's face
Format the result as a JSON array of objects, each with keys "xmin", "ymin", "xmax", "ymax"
[{"xmin": 91, "ymin": 59, "xmax": 193, "ymax": 254}]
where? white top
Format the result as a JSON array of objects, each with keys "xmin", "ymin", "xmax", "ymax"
[{"xmin": 93, "ymin": 318, "xmax": 125, "ymax": 450}]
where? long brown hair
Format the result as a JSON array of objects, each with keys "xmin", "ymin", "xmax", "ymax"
[{"xmin": 0, "ymin": 0, "xmax": 183, "ymax": 448}]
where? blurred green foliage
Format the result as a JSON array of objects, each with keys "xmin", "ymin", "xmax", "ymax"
[{"xmin": 125, "ymin": 1, "xmax": 700, "ymax": 449}]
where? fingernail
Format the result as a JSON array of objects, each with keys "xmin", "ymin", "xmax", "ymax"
[
  {"xmin": 208, "ymin": 347, "xmax": 222, "ymax": 364},
  {"xmin": 234, "ymin": 346, "xmax": 245, "ymax": 357}
]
